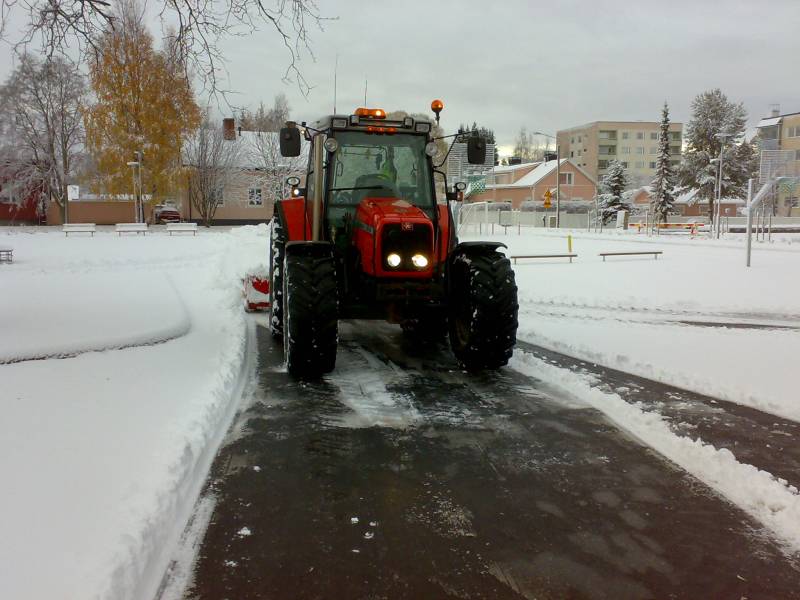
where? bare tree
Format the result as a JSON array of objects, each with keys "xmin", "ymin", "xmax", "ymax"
[
  {"xmin": 1, "ymin": 0, "xmax": 327, "ymax": 97},
  {"xmin": 183, "ymin": 115, "xmax": 242, "ymax": 226},
  {"xmin": 0, "ymin": 54, "xmax": 86, "ymax": 220},
  {"xmin": 240, "ymin": 93, "xmax": 292, "ymax": 132},
  {"xmin": 251, "ymin": 129, "xmax": 305, "ymax": 204}
]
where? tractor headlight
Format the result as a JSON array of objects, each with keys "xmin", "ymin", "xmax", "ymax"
[
  {"xmin": 324, "ymin": 137, "xmax": 339, "ymax": 153},
  {"xmin": 386, "ymin": 253, "xmax": 402, "ymax": 268},
  {"xmin": 411, "ymin": 254, "xmax": 428, "ymax": 268}
]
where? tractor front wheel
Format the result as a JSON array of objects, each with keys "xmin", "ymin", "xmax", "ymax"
[
  {"xmin": 283, "ymin": 251, "xmax": 338, "ymax": 378},
  {"xmin": 448, "ymin": 249, "xmax": 518, "ymax": 370}
]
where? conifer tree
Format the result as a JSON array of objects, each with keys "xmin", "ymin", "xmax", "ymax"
[
  {"xmin": 599, "ymin": 160, "xmax": 630, "ymax": 224},
  {"xmin": 651, "ymin": 102, "xmax": 676, "ymax": 223}
]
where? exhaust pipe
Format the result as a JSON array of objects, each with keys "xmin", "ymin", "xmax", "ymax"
[{"xmin": 311, "ymin": 135, "xmax": 325, "ymax": 241}]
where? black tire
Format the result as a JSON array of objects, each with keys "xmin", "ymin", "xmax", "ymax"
[
  {"xmin": 400, "ymin": 308, "xmax": 448, "ymax": 344},
  {"xmin": 283, "ymin": 251, "xmax": 339, "ymax": 378},
  {"xmin": 268, "ymin": 216, "xmax": 286, "ymax": 339},
  {"xmin": 448, "ymin": 249, "xmax": 518, "ymax": 369}
]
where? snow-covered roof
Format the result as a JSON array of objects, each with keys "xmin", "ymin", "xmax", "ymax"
[
  {"xmin": 674, "ymin": 188, "xmax": 744, "ymax": 205},
  {"xmin": 757, "ymin": 117, "xmax": 782, "ymax": 128},
  {"xmin": 487, "ymin": 159, "xmax": 596, "ymax": 189},
  {"xmin": 491, "ymin": 161, "xmax": 540, "ymax": 174}
]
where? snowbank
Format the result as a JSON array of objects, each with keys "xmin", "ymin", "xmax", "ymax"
[
  {"xmin": 511, "ymin": 350, "xmax": 800, "ymax": 554},
  {"xmin": 0, "ymin": 226, "xmax": 268, "ymax": 600},
  {"xmin": 460, "ymin": 229, "xmax": 800, "ymax": 421}
]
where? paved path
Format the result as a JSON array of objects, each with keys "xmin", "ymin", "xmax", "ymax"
[{"xmin": 180, "ymin": 320, "xmax": 800, "ymax": 600}]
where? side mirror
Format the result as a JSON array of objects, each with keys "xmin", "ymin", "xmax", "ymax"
[
  {"xmin": 279, "ymin": 126, "xmax": 302, "ymax": 157},
  {"xmin": 466, "ymin": 136, "xmax": 486, "ymax": 164},
  {"xmin": 286, "ymin": 176, "xmax": 301, "ymax": 186}
]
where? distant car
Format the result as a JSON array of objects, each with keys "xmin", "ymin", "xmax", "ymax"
[{"xmin": 153, "ymin": 204, "xmax": 181, "ymax": 223}]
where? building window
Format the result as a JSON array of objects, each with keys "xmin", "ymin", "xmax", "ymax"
[
  {"xmin": 599, "ymin": 145, "xmax": 616, "ymax": 155},
  {"xmin": 670, "ymin": 132, "xmax": 681, "ymax": 141},
  {"xmin": 787, "ymin": 126, "xmax": 800, "ymax": 138},
  {"xmin": 670, "ymin": 145, "xmax": 681, "ymax": 154},
  {"xmin": 636, "ymin": 132, "xmax": 644, "ymax": 140},
  {"xmin": 636, "ymin": 147, "xmax": 645, "ymax": 154},
  {"xmin": 649, "ymin": 161, "xmax": 657, "ymax": 169},
  {"xmin": 635, "ymin": 161, "xmax": 645, "ymax": 168},
  {"xmin": 570, "ymin": 151, "xmax": 574, "ymax": 158},
  {"xmin": 577, "ymin": 149, "xmax": 582, "ymax": 156},
  {"xmin": 649, "ymin": 147, "xmax": 658, "ymax": 154},
  {"xmin": 577, "ymin": 136, "xmax": 582, "ymax": 143},
  {"xmin": 622, "ymin": 132, "xmax": 629, "ymax": 140},
  {"xmin": 621, "ymin": 146, "xmax": 631, "ymax": 154},
  {"xmin": 598, "ymin": 160, "xmax": 609, "ymax": 169},
  {"xmin": 650, "ymin": 132, "xmax": 658, "ymax": 140},
  {"xmin": 598, "ymin": 130, "xmax": 617, "ymax": 140},
  {"xmin": 559, "ymin": 172, "xmax": 574, "ymax": 185},
  {"xmin": 248, "ymin": 187, "xmax": 263, "ymax": 206},
  {"xmin": 571, "ymin": 137, "xmax": 575, "ymax": 144},
  {"xmin": 621, "ymin": 161, "xmax": 629, "ymax": 168},
  {"xmin": 670, "ymin": 160, "xmax": 680, "ymax": 166}
]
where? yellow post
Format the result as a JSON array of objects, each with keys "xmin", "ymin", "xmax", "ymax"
[{"xmin": 567, "ymin": 234, "xmax": 573, "ymax": 253}]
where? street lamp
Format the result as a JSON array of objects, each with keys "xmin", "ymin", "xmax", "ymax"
[
  {"xmin": 126, "ymin": 150, "xmax": 144, "ymax": 223},
  {"xmin": 533, "ymin": 131, "xmax": 560, "ymax": 227},
  {"xmin": 713, "ymin": 132, "xmax": 735, "ymax": 239}
]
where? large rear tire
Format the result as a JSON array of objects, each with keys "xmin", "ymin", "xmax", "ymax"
[
  {"xmin": 283, "ymin": 251, "xmax": 338, "ymax": 378},
  {"xmin": 448, "ymin": 249, "xmax": 518, "ymax": 369},
  {"xmin": 268, "ymin": 216, "xmax": 286, "ymax": 339}
]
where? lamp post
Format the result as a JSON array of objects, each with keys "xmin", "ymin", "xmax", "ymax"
[
  {"xmin": 126, "ymin": 150, "xmax": 144, "ymax": 223},
  {"xmin": 534, "ymin": 131, "xmax": 560, "ymax": 228},
  {"xmin": 713, "ymin": 132, "xmax": 734, "ymax": 239}
]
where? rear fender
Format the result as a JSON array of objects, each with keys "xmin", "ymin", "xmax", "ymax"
[{"xmin": 276, "ymin": 198, "xmax": 312, "ymax": 241}]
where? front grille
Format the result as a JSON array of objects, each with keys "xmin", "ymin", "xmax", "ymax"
[{"xmin": 380, "ymin": 222, "xmax": 433, "ymax": 270}]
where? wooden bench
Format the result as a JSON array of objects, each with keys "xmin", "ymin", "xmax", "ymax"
[
  {"xmin": 512, "ymin": 254, "xmax": 577, "ymax": 264},
  {"xmin": 600, "ymin": 251, "xmax": 663, "ymax": 261},
  {"xmin": 115, "ymin": 223, "xmax": 148, "ymax": 236},
  {"xmin": 166, "ymin": 222, "xmax": 198, "ymax": 236},
  {"xmin": 0, "ymin": 247, "xmax": 12, "ymax": 263},
  {"xmin": 63, "ymin": 223, "xmax": 96, "ymax": 236}
]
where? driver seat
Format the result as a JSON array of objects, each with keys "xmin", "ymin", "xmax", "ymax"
[{"xmin": 351, "ymin": 174, "xmax": 399, "ymax": 206}]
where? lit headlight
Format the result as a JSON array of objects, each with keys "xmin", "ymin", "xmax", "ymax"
[
  {"xmin": 411, "ymin": 254, "xmax": 428, "ymax": 268},
  {"xmin": 386, "ymin": 253, "xmax": 401, "ymax": 268}
]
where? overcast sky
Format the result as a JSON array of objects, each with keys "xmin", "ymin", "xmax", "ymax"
[{"xmin": 2, "ymin": 0, "xmax": 800, "ymax": 153}]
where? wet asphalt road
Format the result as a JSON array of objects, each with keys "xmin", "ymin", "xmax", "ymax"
[{"xmin": 182, "ymin": 319, "xmax": 800, "ymax": 600}]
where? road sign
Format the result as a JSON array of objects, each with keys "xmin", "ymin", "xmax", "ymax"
[{"xmin": 543, "ymin": 189, "xmax": 552, "ymax": 209}]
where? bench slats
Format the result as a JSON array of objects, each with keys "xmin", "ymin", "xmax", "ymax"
[
  {"xmin": 600, "ymin": 251, "xmax": 663, "ymax": 261},
  {"xmin": 512, "ymin": 254, "xmax": 577, "ymax": 264}
]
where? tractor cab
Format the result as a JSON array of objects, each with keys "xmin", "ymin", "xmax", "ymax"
[{"xmin": 272, "ymin": 102, "xmax": 518, "ymax": 379}]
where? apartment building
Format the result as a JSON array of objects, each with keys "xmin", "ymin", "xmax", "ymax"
[
  {"xmin": 757, "ymin": 108, "xmax": 800, "ymax": 216},
  {"xmin": 556, "ymin": 121, "xmax": 683, "ymax": 188}
]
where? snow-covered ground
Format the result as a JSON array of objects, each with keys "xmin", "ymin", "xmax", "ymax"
[
  {"xmin": 0, "ymin": 226, "xmax": 267, "ymax": 600},
  {"xmin": 459, "ymin": 227, "xmax": 800, "ymax": 422}
]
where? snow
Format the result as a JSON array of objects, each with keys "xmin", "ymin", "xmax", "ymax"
[
  {"xmin": 459, "ymin": 228, "xmax": 800, "ymax": 422},
  {"xmin": 0, "ymin": 225, "xmax": 268, "ymax": 600}
]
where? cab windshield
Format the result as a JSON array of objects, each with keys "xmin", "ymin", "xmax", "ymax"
[{"xmin": 328, "ymin": 131, "xmax": 433, "ymax": 210}]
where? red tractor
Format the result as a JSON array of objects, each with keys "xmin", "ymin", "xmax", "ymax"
[{"xmin": 271, "ymin": 101, "xmax": 518, "ymax": 378}]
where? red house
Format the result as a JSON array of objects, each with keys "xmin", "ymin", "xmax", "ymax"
[{"xmin": 0, "ymin": 179, "xmax": 45, "ymax": 224}]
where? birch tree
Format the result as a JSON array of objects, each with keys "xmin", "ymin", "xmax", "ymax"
[{"xmin": 0, "ymin": 54, "xmax": 86, "ymax": 220}]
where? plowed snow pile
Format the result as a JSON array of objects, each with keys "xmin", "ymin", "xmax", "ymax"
[{"xmin": 0, "ymin": 225, "xmax": 267, "ymax": 600}]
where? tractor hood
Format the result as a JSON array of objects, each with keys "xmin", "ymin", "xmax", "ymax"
[
  {"xmin": 353, "ymin": 197, "xmax": 436, "ymax": 278},
  {"xmin": 358, "ymin": 197, "xmax": 429, "ymax": 222}
]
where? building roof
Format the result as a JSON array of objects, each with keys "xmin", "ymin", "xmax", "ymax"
[
  {"xmin": 558, "ymin": 121, "xmax": 683, "ymax": 133},
  {"xmin": 757, "ymin": 117, "xmax": 782, "ymax": 128},
  {"xmin": 487, "ymin": 159, "xmax": 596, "ymax": 190},
  {"xmin": 491, "ymin": 161, "xmax": 540, "ymax": 174}
]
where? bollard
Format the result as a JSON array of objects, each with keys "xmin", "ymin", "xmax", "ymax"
[{"xmin": 567, "ymin": 234, "xmax": 573, "ymax": 254}]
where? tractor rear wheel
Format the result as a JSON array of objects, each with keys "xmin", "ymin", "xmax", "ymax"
[
  {"xmin": 448, "ymin": 249, "xmax": 518, "ymax": 369},
  {"xmin": 268, "ymin": 216, "xmax": 286, "ymax": 339},
  {"xmin": 283, "ymin": 252, "xmax": 338, "ymax": 378}
]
